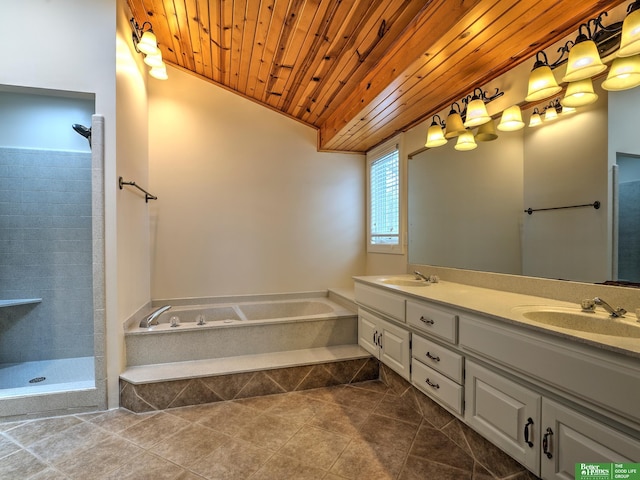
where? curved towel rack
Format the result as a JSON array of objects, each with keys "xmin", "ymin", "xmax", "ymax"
[
  {"xmin": 524, "ymin": 200, "xmax": 600, "ymax": 215},
  {"xmin": 118, "ymin": 177, "xmax": 157, "ymax": 203}
]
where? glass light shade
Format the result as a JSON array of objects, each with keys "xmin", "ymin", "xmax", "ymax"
[
  {"xmin": 149, "ymin": 63, "xmax": 168, "ymax": 80},
  {"xmin": 602, "ymin": 55, "xmax": 640, "ymax": 91},
  {"xmin": 138, "ymin": 30, "xmax": 159, "ymax": 55},
  {"xmin": 497, "ymin": 105, "xmax": 525, "ymax": 131},
  {"xmin": 525, "ymin": 65, "xmax": 562, "ymax": 102},
  {"xmin": 144, "ymin": 51, "xmax": 164, "ymax": 68},
  {"xmin": 561, "ymin": 105, "xmax": 576, "ymax": 115},
  {"xmin": 444, "ymin": 112, "xmax": 466, "ymax": 139},
  {"xmin": 561, "ymin": 78, "xmax": 598, "ymax": 107},
  {"xmin": 463, "ymin": 98, "xmax": 490, "ymax": 127},
  {"xmin": 475, "ymin": 119, "xmax": 498, "ymax": 142},
  {"xmin": 529, "ymin": 112, "xmax": 542, "ymax": 127},
  {"xmin": 618, "ymin": 9, "xmax": 640, "ymax": 57},
  {"xmin": 562, "ymin": 40, "xmax": 606, "ymax": 83},
  {"xmin": 543, "ymin": 107, "xmax": 558, "ymax": 122},
  {"xmin": 454, "ymin": 130, "xmax": 477, "ymax": 151},
  {"xmin": 425, "ymin": 124, "xmax": 447, "ymax": 148}
]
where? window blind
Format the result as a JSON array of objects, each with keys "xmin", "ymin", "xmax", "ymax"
[{"xmin": 370, "ymin": 147, "xmax": 399, "ymax": 245}]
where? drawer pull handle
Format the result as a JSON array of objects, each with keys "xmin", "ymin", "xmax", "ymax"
[
  {"xmin": 425, "ymin": 378, "xmax": 440, "ymax": 389},
  {"xmin": 420, "ymin": 316, "xmax": 435, "ymax": 325},
  {"xmin": 425, "ymin": 351, "xmax": 440, "ymax": 362},
  {"xmin": 524, "ymin": 417, "xmax": 534, "ymax": 448},
  {"xmin": 542, "ymin": 427, "xmax": 553, "ymax": 459}
]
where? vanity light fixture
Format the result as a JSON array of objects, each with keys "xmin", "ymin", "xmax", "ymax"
[
  {"xmin": 529, "ymin": 108, "xmax": 543, "ymax": 127},
  {"xmin": 130, "ymin": 18, "xmax": 168, "ymax": 80},
  {"xmin": 497, "ymin": 105, "xmax": 525, "ymax": 131},
  {"xmin": 444, "ymin": 103, "xmax": 467, "ymax": 139},
  {"xmin": 561, "ymin": 78, "xmax": 598, "ymax": 107},
  {"xmin": 454, "ymin": 130, "xmax": 478, "ymax": 151},
  {"xmin": 425, "ymin": 115, "xmax": 447, "ymax": 148},
  {"xmin": 475, "ymin": 118, "xmax": 498, "ymax": 142},
  {"xmin": 618, "ymin": 0, "xmax": 640, "ymax": 57},
  {"xmin": 543, "ymin": 106, "xmax": 558, "ymax": 122},
  {"xmin": 602, "ymin": 54, "xmax": 640, "ymax": 90}
]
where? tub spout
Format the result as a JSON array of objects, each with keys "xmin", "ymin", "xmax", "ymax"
[{"xmin": 141, "ymin": 305, "xmax": 171, "ymax": 328}]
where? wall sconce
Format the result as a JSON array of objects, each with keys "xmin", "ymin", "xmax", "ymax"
[
  {"xmin": 454, "ymin": 130, "xmax": 478, "ymax": 151},
  {"xmin": 425, "ymin": 115, "xmax": 447, "ymax": 148},
  {"xmin": 444, "ymin": 103, "xmax": 467, "ymax": 139},
  {"xmin": 562, "ymin": 21, "xmax": 607, "ymax": 83},
  {"xmin": 130, "ymin": 18, "xmax": 168, "ymax": 80},
  {"xmin": 529, "ymin": 108, "xmax": 543, "ymax": 127},
  {"xmin": 475, "ymin": 118, "xmax": 498, "ymax": 142},
  {"xmin": 497, "ymin": 105, "xmax": 525, "ymax": 131},
  {"xmin": 562, "ymin": 78, "xmax": 598, "ymax": 107},
  {"xmin": 462, "ymin": 88, "xmax": 504, "ymax": 128},
  {"xmin": 618, "ymin": 0, "xmax": 640, "ymax": 57},
  {"xmin": 602, "ymin": 54, "xmax": 640, "ymax": 90}
]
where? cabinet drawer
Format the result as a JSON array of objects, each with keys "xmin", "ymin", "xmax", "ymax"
[
  {"xmin": 406, "ymin": 300, "xmax": 457, "ymax": 343},
  {"xmin": 355, "ymin": 283, "xmax": 405, "ymax": 322},
  {"xmin": 412, "ymin": 335, "xmax": 463, "ymax": 383},
  {"xmin": 412, "ymin": 361, "xmax": 463, "ymax": 415}
]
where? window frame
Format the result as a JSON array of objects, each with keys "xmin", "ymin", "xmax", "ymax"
[{"xmin": 366, "ymin": 137, "xmax": 404, "ymax": 254}]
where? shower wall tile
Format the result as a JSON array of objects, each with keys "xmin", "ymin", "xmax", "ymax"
[{"xmin": 0, "ymin": 147, "xmax": 94, "ymax": 363}]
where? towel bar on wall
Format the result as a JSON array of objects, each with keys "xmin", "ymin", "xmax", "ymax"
[
  {"xmin": 118, "ymin": 176, "xmax": 157, "ymax": 203},
  {"xmin": 524, "ymin": 200, "xmax": 600, "ymax": 215}
]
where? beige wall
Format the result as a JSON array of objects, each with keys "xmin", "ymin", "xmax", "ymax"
[{"xmin": 148, "ymin": 67, "xmax": 366, "ymax": 298}]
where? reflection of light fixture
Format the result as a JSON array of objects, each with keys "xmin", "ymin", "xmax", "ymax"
[
  {"xmin": 425, "ymin": 115, "xmax": 447, "ymax": 148},
  {"xmin": 561, "ymin": 105, "xmax": 577, "ymax": 115},
  {"xmin": 463, "ymin": 89, "xmax": 490, "ymax": 127},
  {"xmin": 562, "ymin": 24, "xmax": 606, "ymax": 83},
  {"xmin": 130, "ymin": 18, "xmax": 168, "ymax": 80},
  {"xmin": 525, "ymin": 52, "xmax": 562, "ymax": 102},
  {"xmin": 529, "ymin": 108, "xmax": 543, "ymax": 127},
  {"xmin": 455, "ymin": 130, "xmax": 477, "ymax": 151},
  {"xmin": 444, "ymin": 103, "xmax": 467, "ymax": 139},
  {"xmin": 562, "ymin": 78, "xmax": 598, "ymax": 107},
  {"xmin": 544, "ymin": 107, "xmax": 558, "ymax": 122},
  {"xmin": 602, "ymin": 55, "xmax": 640, "ymax": 90},
  {"xmin": 618, "ymin": 1, "xmax": 640, "ymax": 57},
  {"xmin": 475, "ymin": 118, "xmax": 498, "ymax": 142},
  {"xmin": 497, "ymin": 105, "xmax": 525, "ymax": 131}
]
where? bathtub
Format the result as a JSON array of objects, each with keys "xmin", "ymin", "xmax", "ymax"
[{"xmin": 124, "ymin": 293, "xmax": 358, "ymax": 366}]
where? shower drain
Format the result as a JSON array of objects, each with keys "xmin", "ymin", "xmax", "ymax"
[{"xmin": 29, "ymin": 376, "xmax": 46, "ymax": 384}]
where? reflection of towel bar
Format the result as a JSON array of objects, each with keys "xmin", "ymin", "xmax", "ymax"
[
  {"xmin": 524, "ymin": 200, "xmax": 600, "ymax": 215},
  {"xmin": 118, "ymin": 176, "xmax": 157, "ymax": 203}
]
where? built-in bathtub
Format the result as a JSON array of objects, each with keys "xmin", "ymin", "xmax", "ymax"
[{"xmin": 120, "ymin": 291, "xmax": 376, "ymax": 412}]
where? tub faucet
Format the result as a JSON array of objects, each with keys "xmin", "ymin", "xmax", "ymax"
[
  {"xmin": 590, "ymin": 297, "xmax": 626, "ymax": 318},
  {"xmin": 140, "ymin": 305, "xmax": 171, "ymax": 328}
]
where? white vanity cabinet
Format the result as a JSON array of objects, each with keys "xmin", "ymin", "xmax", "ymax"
[
  {"xmin": 358, "ymin": 308, "xmax": 411, "ymax": 380},
  {"xmin": 354, "ymin": 283, "xmax": 405, "ymax": 322},
  {"xmin": 541, "ymin": 399, "xmax": 640, "ymax": 479}
]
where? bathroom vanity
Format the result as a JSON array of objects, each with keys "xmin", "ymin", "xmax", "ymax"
[{"xmin": 353, "ymin": 276, "xmax": 640, "ymax": 479}]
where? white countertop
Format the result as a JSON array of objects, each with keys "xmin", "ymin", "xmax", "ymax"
[{"xmin": 354, "ymin": 275, "xmax": 640, "ymax": 359}]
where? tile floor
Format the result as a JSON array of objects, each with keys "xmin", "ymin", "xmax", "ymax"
[{"xmin": 0, "ymin": 380, "xmax": 537, "ymax": 480}]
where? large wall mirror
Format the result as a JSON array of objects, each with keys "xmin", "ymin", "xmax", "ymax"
[{"xmin": 408, "ymin": 79, "xmax": 640, "ymax": 286}]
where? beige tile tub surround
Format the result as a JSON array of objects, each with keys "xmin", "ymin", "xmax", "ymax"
[{"xmin": 1, "ymin": 367, "xmax": 538, "ymax": 480}]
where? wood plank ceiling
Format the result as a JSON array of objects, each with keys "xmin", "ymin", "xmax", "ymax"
[{"xmin": 127, "ymin": 0, "xmax": 625, "ymax": 153}]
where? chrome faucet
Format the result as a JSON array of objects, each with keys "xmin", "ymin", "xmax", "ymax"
[
  {"xmin": 140, "ymin": 305, "xmax": 171, "ymax": 328},
  {"xmin": 584, "ymin": 297, "xmax": 627, "ymax": 318},
  {"xmin": 414, "ymin": 271, "xmax": 429, "ymax": 281}
]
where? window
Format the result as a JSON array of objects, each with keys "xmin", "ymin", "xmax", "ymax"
[{"xmin": 367, "ymin": 140, "xmax": 402, "ymax": 253}]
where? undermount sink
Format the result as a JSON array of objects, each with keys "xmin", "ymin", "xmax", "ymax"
[
  {"xmin": 514, "ymin": 306, "xmax": 640, "ymax": 338},
  {"xmin": 379, "ymin": 277, "xmax": 430, "ymax": 287}
]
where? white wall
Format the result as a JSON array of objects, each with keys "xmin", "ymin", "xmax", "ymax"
[
  {"xmin": 0, "ymin": 0, "xmax": 117, "ymax": 407},
  {"xmin": 148, "ymin": 67, "xmax": 366, "ymax": 299},
  {"xmin": 522, "ymin": 83, "xmax": 609, "ymax": 282}
]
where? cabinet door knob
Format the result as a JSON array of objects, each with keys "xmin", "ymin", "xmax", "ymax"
[
  {"xmin": 425, "ymin": 378, "xmax": 440, "ymax": 389},
  {"xmin": 543, "ymin": 427, "xmax": 553, "ymax": 459},
  {"xmin": 426, "ymin": 351, "xmax": 440, "ymax": 362},
  {"xmin": 420, "ymin": 316, "xmax": 435, "ymax": 325},
  {"xmin": 524, "ymin": 417, "xmax": 534, "ymax": 448}
]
